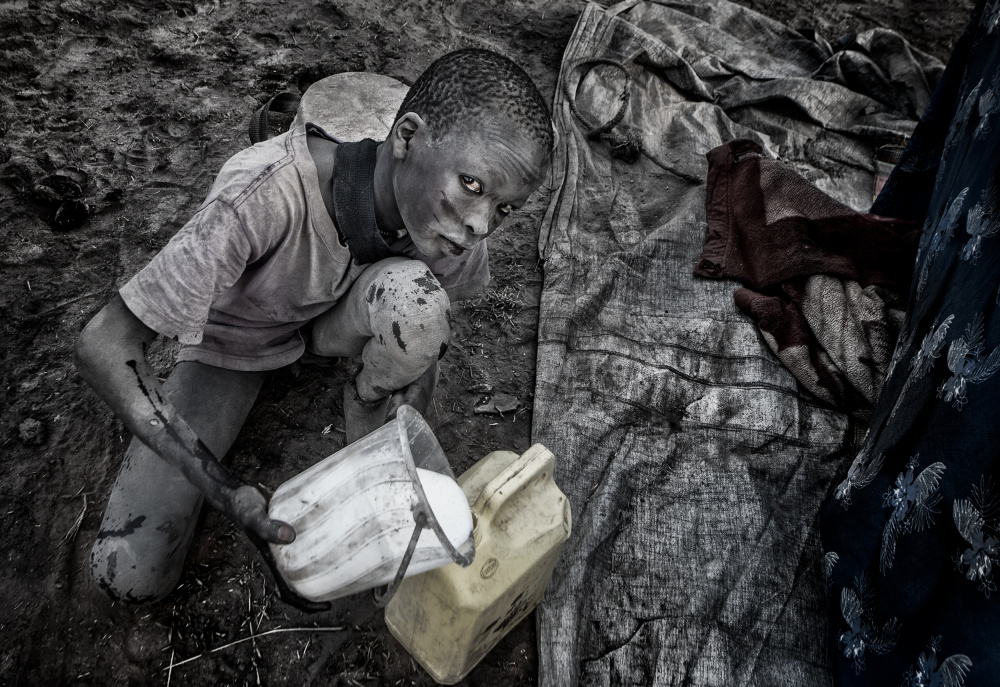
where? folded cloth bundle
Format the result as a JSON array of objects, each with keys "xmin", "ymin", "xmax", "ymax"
[{"xmin": 695, "ymin": 139, "xmax": 922, "ymax": 419}]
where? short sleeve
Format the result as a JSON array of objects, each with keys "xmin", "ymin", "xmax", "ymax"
[{"xmin": 119, "ymin": 199, "xmax": 252, "ymax": 344}]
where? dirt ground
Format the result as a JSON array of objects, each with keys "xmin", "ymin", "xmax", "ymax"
[{"xmin": 0, "ymin": 0, "xmax": 973, "ymax": 685}]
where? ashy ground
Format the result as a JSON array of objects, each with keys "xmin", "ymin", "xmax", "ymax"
[{"xmin": 0, "ymin": 0, "xmax": 972, "ymax": 684}]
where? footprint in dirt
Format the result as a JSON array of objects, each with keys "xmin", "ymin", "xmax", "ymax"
[
  {"xmin": 32, "ymin": 170, "xmax": 91, "ymax": 231},
  {"xmin": 129, "ymin": 115, "xmax": 197, "ymax": 179}
]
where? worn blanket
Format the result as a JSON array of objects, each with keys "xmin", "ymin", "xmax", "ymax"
[
  {"xmin": 533, "ymin": 1, "xmax": 942, "ymax": 684},
  {"xmin": 696, "ymin": 138, "xmax": 923, "ymax": 419}
]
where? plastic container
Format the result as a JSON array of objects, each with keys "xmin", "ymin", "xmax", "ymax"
[
  {"xmin": 268, "ymin": 405, "xmax": 475, "ymax": 603},
  {"xmin": 384, "ymin": 443, "xmax": 572, "ymax": 684}
]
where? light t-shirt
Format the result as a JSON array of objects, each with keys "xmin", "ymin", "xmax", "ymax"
[{"xmin": 119, "ymin": 124, "xmax": 489, "ymax": 371}]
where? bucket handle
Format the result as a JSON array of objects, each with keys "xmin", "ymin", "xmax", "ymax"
[
  {"xmin": 396, "ymin": 409, "xmax": 475, "ymax": 568},
  {"xmin": 371, "ymin": 496, "xmax": 475, "ymax": 607},
  {"xmin": 372, "ymin": 406, "xmax": 476, "ymax": 607},
  {"xmin": 373, "ymin": 511, "xmax": 427, "ymax": 608}
]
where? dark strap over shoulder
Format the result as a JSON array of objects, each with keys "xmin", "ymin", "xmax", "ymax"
[
  {"xmin": 332, "ymin": 139, "xmax": 398, "ymax": 265},
  {"xmin": 248, "ymin": 92, "xmax": 301, "ymax": 145}
]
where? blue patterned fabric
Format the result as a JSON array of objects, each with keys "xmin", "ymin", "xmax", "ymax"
[{"xmin": 821, "ymin": 0, "xmax": 1000, "ymax": 683}]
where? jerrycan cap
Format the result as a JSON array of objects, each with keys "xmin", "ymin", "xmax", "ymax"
[{"xmin": 373, "ymin": 405, "xmax": 476, "ymax": 607}]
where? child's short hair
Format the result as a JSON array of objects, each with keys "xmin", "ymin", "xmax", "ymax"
[{"xmin": 395, "ymin": 48, "xmax": 553, "ymax": 151}]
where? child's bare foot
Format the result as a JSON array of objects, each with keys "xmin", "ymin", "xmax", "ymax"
[
  {"xmin": 386, "ymin": 362, "xmax": 438, "ymax": 420},
  {"xmin": 343, "ymin": 363, "xmax": 438, "ymax": 443},
  {"xmin": 343, "ymin": 382, "xmax": 391, "ymax": 444}
]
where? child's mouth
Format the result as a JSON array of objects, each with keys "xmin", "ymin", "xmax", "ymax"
[{"xmin": 442, "ymin": 236, "xmax": 467, "ymax": 256}]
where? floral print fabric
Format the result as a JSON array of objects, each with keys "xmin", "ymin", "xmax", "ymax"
[{"xmin": 821, "ymin": 0, "xmax": 1000, "ymax": 683}]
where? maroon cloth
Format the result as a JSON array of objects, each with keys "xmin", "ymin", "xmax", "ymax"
[
  {"xmin": 696, "ymin": 139, "xmax": 921, "ymax": 417},
  {"xmin": 695, "ymin": 139, "xmax": 920, "ymax": 291},
  {"xmin": 732, "ymin": 278, "xmax": 870, "ymax": 412}
]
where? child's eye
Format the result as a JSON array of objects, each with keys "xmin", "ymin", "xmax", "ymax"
[
  {"xmin": 497, "ymin": 203, "xmax": 513, "ymax": 217},
  {"xmin": 460, "ymin": 175, "xmax": 482, "ymax": 194}
]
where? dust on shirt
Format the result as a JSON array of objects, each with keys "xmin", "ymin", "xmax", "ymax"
[{"xmin": 120, "ymin": 124, "xmax": 489, "ymax": 371}]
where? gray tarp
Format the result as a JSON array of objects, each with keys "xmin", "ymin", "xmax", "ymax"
[{"xmin": 532, "ymin": 1, "xmax": 942, "ymax": 684}]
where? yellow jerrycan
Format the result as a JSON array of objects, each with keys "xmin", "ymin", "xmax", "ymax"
[{"xmin": 384, "ymin": 443, "xmax": 572, "ymax": 684}]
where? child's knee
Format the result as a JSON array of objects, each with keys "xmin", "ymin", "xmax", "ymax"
[
  {"xmin": 90, "ymin": 535, "xmax": 185, "ymax": 604},
  {"xmin": 368, "ymin": 262, "xmax": 452, "ymax": 370}
]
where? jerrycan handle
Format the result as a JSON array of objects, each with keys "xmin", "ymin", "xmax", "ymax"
[{"xmin": 474, "ymin": 444, "xmax": 555, "ymax": 520}]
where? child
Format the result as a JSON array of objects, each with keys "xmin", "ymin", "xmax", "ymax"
[{"xmin": 74, "ymin": 48, "xmax": 553, "ymax": 605}]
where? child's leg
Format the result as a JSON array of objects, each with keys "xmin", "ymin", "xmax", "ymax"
[
  {"xmin": 308, "ymin": 257, "xmax": 451, "ymax": 441},
  {"xmin": 91, "ymin": 362, "xmax": 266, "ymax": 602}
]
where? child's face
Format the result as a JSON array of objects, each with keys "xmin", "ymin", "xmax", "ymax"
[{"xmin": 392, "ymin": 121, "xmax": 547, "ymax": 259}]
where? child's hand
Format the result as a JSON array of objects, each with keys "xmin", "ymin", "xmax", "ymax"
[
  {"xmin": 242, "ymin": 519, "xmax": 334, "ymax": 613},
  {"xmin": 229, "ymin": 486, "xmax": 333, "ymax": 612},
  {"xmin": 227, "ymin": 484, "xmax": 296, "ymax": 545}
]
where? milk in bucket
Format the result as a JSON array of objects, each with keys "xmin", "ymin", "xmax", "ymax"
[{"xmin": 268, "ymin": 405, "xmax": 475, "ymax": 602}]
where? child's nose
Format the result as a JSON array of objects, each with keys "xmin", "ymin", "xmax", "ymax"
[{"xmin": 465, "ymin": 209, "xmax": 490, "ymax": 236}]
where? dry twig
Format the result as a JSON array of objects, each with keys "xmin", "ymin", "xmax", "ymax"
[
  {"xmin": 162, "ymin": 626, "xmax": 345, "ymax": 672},
  {"xmin": 61, "ymin": 493, "xmax": 87, "ymax": 544}
]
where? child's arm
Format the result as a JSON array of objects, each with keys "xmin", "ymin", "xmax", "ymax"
[{"xmin": 74, "ymin": 295, "xmax": 295, "ymax": 546}]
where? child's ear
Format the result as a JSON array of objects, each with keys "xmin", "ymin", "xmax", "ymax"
[{"xmin": 390, "ymin": 113, "xmax": 426, "ymax": 160}]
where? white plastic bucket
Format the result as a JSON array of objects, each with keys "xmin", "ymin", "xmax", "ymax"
[{"xmin": 268, "ymin": 405, "xmax": 475, "ymax": 603}]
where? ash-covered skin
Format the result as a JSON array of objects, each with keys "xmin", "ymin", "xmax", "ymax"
[
  {"xmin": 101, "ymin": 550, "xmax": 117, "ymax": 591},
  {"xmin": 120, "ymin": 357, "xmax": 295, "ymax": 547},
  {"xmin": 120, "ymin": 354, "xmax": 323, "ymax": 610},
  {"xmin": 414, "ymin": 274, "xmax": 442, "ymax": 293},
  {"xmin": 366, "ymin": 282, "xmax": 386, "ymax": 304},
  {"xmin": 371, "ymin": 118, "xmax": 549, "ymax": 261},
  {"xmin": 95, "ymin": 549, "xmax": 158, "ymax": 604},
  {"xmin": 155, "ymin": 519, "xmax": 180, "ymax": 544},
  {"xmin": 95, "ymin": 515, "xmax": 147, "ymax": 540},
  {"xmin": 124, "ymin": 360, "xmax": 242, "ymax": 492},
  {"xmin": 326, "ymin": 101, "xmax": 550, "ymax": 443},
  {"xmin": 392, "ymin": 321, "xmax": 407, "ymax": 351}
]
